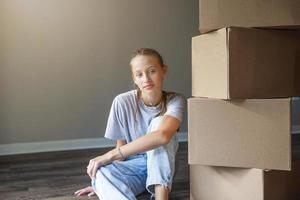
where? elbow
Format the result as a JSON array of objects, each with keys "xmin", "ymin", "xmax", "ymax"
[{"xmin": 158, "ymin": 130, "xmax": 172, "ymax": 146}]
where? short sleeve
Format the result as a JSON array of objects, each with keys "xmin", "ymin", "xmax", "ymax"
[
  {"xmin": 164, "ymin": 95, "xmax": 186, "ymax": 123},
  {"xmin": 104, "ymin": 97, "xmax": 126, "ymax": 140}
]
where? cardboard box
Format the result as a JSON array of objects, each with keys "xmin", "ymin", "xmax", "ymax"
[
  {"xmin": 199, "ymin": 0, "xmax": 300, "ymax": 33},
  {"xmin": 188, "ymin": 98, "xmax": 291, "ymax": 170},
  {"xmin": 190, "ymin": 161, "xmax": 300, "ymax": 200},
  {"xmin": 192, "ymin": 27, "xmax": 300, "ymax": 99}
]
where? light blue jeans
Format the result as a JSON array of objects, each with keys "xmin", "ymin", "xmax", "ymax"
[{"xmin": 91, "ymin": 116, "xmax": 179, "ymax": 200}]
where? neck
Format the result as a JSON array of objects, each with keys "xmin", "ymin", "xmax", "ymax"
[{"xmin": 140, "ymin": 90, "xmax": 163, "ymax": 107}]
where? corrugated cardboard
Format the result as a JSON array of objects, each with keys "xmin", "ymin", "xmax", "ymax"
[
  {"xmin": 190, "ymin": 161, "xmax": 300, "ymax": 200},
  {"xmin": 192, "ymin": 27, "xmax": 300, "ymax": 99},
  {"xmin": 188, "ymin": 98, "xmax": 291, "ymax": 170},
  {"xmin": 199, "ymin": 0, "xmax": 300, "ymax": 33}
]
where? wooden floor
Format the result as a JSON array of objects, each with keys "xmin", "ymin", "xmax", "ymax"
[{"xmin": 0, "ymin": 142, "xmax": 189, "ymax": 200}]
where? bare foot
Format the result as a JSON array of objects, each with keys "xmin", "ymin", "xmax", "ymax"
[{"xmin": 74, "ymin": 186, "xmax": 96, "ymax": 197}]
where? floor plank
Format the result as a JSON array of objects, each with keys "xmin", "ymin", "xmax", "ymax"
[{"xmin": 0, "ymin": 142, "xmax": 189, "ymax": 200}]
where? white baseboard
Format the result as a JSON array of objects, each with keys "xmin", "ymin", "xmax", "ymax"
[
  {"xmin": 1, "ymin": 126, "xmax": 299, "ymax": 156},
  {"xmin": 0, "ymin": 132, "xmax": 188, "ymax": 156},
  {"xmin": 293, "ymin": 125, "xmax": 300, "ymax": 134}
]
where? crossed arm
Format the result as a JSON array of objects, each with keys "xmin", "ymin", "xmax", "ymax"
[{"xmin": 86, "ymin": 115, "xmax": 180, "ymax": 179}]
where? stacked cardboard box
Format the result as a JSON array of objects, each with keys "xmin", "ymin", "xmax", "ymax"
[
  {"xmin": 198, "ymin": 0, "xmax": 300, "ymax": 34},
  {"xmin": 190, "ymin": 161, "xmax": 300, "ymax": 200},
  {"xmin": 189, "ymin": 0, "xmax": 300, "ymax": 199}
]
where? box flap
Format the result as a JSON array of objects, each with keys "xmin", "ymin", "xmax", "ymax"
[
  {"xmin": 190, "ymin": 165, "xmax": 264, "ymax": 200},
  {"xmin": 192, "ymin": 28, "xmax": 229, "ymax": 98},
  {"xmin": 264, "ymin": 160, "xmax": 300, "ymax": 199},
  {"xmin": 226, "ymin": 27, "xmax": 230, "ymax": 99},
  {"xmin": 228, "ymin": 27, "xmax": 300, "ymax": 98}
]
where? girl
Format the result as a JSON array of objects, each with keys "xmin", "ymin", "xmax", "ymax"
[{"xmin": 74, "ymin": 48, "xmax": 185, "ymax": 200}]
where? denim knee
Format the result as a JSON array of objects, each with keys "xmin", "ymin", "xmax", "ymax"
[
  {"xmin": 146, "ymin": 116, "xmax": 179, "ymax": 196},
  {"xmin": 92, "ymin": 155, "xmax": 147, "ymax": 200},
  {"xmin": 92, "ymin": 165, "xmax": 137, "ymax": 200}
]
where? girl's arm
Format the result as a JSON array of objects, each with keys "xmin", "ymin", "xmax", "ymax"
[
  {"xmin": 116, "ymin": 139, "xmax": 126, "ymax": 148},
  {"xmin": 87, "ymin": 115, "xmax": 180, "ymax": 178},
  {"xmin": 115, "ymin": 140, "xmax": 126, "ymax": 161},
  {"xmin": 114, "ymin": 115, "xmax": 179, "ymax": 158}
]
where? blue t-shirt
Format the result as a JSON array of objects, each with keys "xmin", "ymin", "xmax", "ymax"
[{"xmin": 104, "ymin": 90, "xmax": 185, "ymax": 143}]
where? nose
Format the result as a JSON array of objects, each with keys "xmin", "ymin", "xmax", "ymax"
[{"xmin": 143, "ymin": 73, "xmax": 151, "ymax": 82}]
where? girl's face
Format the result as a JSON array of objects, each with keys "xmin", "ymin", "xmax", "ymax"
[{"xmin": 131, "ymin": 55, "xmax": 166, "ymax": 95}]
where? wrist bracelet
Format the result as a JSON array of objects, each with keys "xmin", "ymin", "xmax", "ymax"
[{"xmin": 117, "ymin": 147, "xmax": 126, "ymax": 160}]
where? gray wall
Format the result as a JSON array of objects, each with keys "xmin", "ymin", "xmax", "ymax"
[
  {"xmin": 292, "ymin": 98, "xmax": 300, "ymax": 127},
  {"xmin": 1, "ymin": 0, "xmax": 299, "ymax": 146},
  {"xmin": 0, "ymin": 0, "xmax": 199, "ymax": 144}
]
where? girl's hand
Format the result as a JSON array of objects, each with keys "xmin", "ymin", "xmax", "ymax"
[
  {"xmin": 87, "ymin": 152, "xmax": 114, "ymax": 179},
  {"xmin": 74, "ymin": 186, "xmax": 96, "ymax": 197}
]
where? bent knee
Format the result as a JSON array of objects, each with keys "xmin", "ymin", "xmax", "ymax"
[
  {"xmin": 147, "ymin": 116, "xmax": 164, "ymax": 133},
  {"xmin": 93, "ymin": 165, "xmax": 114, "ymax": 187}
]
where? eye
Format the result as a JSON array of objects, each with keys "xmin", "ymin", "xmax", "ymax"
[
  {"xmin": 149, "ymin": 69, "xmax": 156, "ymax": 74},
  {"xmin": 135, "ymin": 73, "xmax": 143, "ymax": 78}
]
